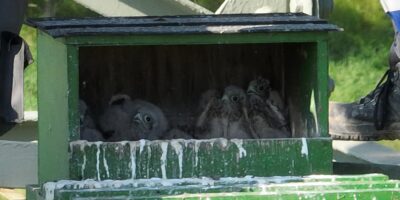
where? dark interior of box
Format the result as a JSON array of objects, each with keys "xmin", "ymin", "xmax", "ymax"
[{"xmin": 79, "ymin": 43, "xmax": 318, "ymax": 138}]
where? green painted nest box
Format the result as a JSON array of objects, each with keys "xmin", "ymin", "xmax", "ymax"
[{"xmin": 28, "ymin": 13, "xmax": 340, "ymax": 186}]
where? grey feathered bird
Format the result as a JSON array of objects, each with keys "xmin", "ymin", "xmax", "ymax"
[
  {"xmin": 98, "ymin": 95, "xmax": 137, "ymax": 141},
  {"xmin": 79, "ymin": 100, "xmax": 105, "ymax": 141},
  {"xmin": 221, "ymin": 85, "xmax": 258, "ymax": 139},
  {"xmin": 99, "ymin": 95, "xmax": 169, "ymax": 141},
  {"xmin": 196, "ymin": 86, "xmax": 257, "ymax": 139},
  {"xmin": 247, "ymin": 77, "xmax": 290, "ymax": 138},
  {"xmin": 128, "ymin": 99, "xmax": 169, "ymax": 140},
  {"xmin": 195, "ymin": 89, "xmax": 223, "ymax": 139}
]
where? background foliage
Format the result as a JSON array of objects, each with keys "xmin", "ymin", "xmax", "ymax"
[{"xmin": 328, "ymin": 0, "xmax": 394, "ymax": 102}]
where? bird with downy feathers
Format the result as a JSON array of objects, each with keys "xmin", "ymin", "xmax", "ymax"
[
  {"xmin": 98, "ymin": 94, "xmax": 169, "ymax": 141},
  {"xmin": 196, "ymin": 86, "xmax": 257, "ymax": 139},
  {"xmin": 247, "ymin": 77, "xmax": 290, "ymax": 138},
  {"xmin": 195, "ymin": 89, "xmax": 222, "ymax": 139}
]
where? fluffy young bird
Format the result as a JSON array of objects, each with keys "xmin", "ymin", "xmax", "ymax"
[
  {"xmin": 195, "ymin": 89, "xmax": 222, "ymax": 139},
  {"xmin": 196, "ymin": 86, "xmax": 257, "ymax": 139},
  {"xmin": 247, "ymin": 77, "xmax": 290, "ymax": 138},
  {"xmin": 128, "ymin": 99, "xmax": 169, "ymax": 140},
  {"xmin": 99, "ymin": 95, "xmax": 169, "ymax": 141},
  {"xmin": 221, "ymin": 85, "xmax": 257, "ymax": 139}
]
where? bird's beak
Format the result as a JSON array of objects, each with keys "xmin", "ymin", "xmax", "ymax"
[
  {"xmin": 133, "ymin": 113, "xmax": 143, "ymax": 124},
  {"xmin": 221, "ymin": 95, "xmax": 229, "ymax": 103},
  {"xmin": 247, "ymin": 86, "xmax": 257, "ymax": 95}
]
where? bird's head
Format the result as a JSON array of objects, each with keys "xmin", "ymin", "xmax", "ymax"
[
  {"xmin": 247, "ymin": 77, "xmax": 271, "ymax": 98},
  {"xmin": 130, "ymin": 100, "xmax": 168, "ymax": 140},
  {"xmin": 221, "ymin": 85, "xmax": 247, "ymax": 114}
]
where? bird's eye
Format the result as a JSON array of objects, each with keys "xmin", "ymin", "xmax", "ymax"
[
  {"xmin": 144, "ymin": 115, "xmax": 152, "ymax": 123},
  {"xmin": 231, "ymin": 96, "xmax": 239, "ymax": 102}
]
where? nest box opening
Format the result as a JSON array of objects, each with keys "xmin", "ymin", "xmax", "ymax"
[{"xmin": 79, "ymin": 43, "xmax": 320, "ymax": 141}]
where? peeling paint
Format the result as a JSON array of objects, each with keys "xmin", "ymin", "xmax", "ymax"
[
  {"xmin": 231, "ymin": 139, "xmax": 247, "ymax": 158},
  {"xmin": 129, "ymin": 142, "xmax": 137, "ymax": 179},
  {"xmin": 95, "ymin": 142, "xmax": 101, "ymax": 180},
  {"xmin": 139, "ymin": 139, "xmax": 146, "ymax": 154},
  {"xmin": 147, "ymin": 145, "xmax": 151, "ymax": 178},
  {"xmin": 80, "ymin": 144, "xmax": 86, "ymax": 179},
  {"xmin": 219, "ymin": 138, "xmax": 228, "ymax": 148},
  {"xmin": 301, "ymin": 138, "xmax": 308, "ymax": 158},
  {"xmin": 171, "ymin": 140, "xmax": 184, "ymax": 178},
  {"xmin": 44, "ymin": 182, "xmax": 55, "ymax": 200},
  {"xmin": 160, "ymin": 142, "xmax": 169, "ymax": 179},
  {"xmin": 194, "ymin": 140, "xmax": 201, "ymax": 168},
  {"xmin": 102, "ymin": 146, "xmax": 110, "ymax": 178},
  {"xmin": 70, "ymin": 138, "xmax": 332, "ymax": 180}
]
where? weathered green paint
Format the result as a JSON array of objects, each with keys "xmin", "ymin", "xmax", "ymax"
[
  {"xmin": 37, "ymin": 31, "xmax": 69, "ymax": 184},
  {"xmin": 315, "ymin": 41, "xmax": 329, "ymax": 137},
  {"xmin": 27, "ymin": 174, "xmax": 400, "ymax": 200},
  {"xmin": 67, "ymin": 45, "xmax": 80, "ymax": 141},
  {"xmin": 69, "ymin": 139, "xmax": 332, "ymax": 180},
  {"xmin": 35, "ymin": 16, "xmax": 334, "ymax": 194},
  {"xmin": 64, "ymin": 32, "xmax": 329, "ymax": 46},
  {"xmin": 26, "ymin": 185, "xmax": 41, "ymax": 200},
  {"xmin": 37, "ymin": 31, "xmax": 75, "ymax": 184}
]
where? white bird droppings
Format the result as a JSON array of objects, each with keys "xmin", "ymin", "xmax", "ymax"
[
  {"xmin": 139, "ymin": 139, "xmax": 146, "ymax": 154},
  {"xmin": 129, "ymin": 142, "xmax": 138, "ymax": 179},
  {"xmin": 231, "ymin": 139, "xmax": 247, "ymax": 158},
  {"xmin": 160, "ymin": 142, "xmax": 169, "ymax": 179},
  {"xmin": 171, "ymin": 140, "xmax": 184, "ymax": 178},
  {"xmin": 44, "ymin": 182, "xmax": 56, "ymax": 200},
  {"xmin": 103, "ymin": 146, "xmax": 110, "ymax": 178},
  {"xmin": 301, "ymin": 138, "xmax": 309, "ymax": 158},
  {"xmin": 95, "ymin": 142, "xmax": 101, "ymax": 180},
  {"xmin": 194, "ymin": 140, "xmax": 201, "ymax": 167}
]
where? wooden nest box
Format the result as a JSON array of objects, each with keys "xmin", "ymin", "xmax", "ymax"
[{"xmin": 26, "ymin": 13, "xmax": 354, "ymax": 200}]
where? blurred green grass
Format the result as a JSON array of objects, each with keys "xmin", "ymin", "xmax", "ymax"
[
  {"xmin": 328, "ymin": 0, "xmax": 393, "ymax": 103},
  {"xmin": 328, "ymin": 0, "xmax": 400, "ymax": 150},
  {"xmin": 21, "ymin": 25, "xmax": 37, "ymax": 111}
]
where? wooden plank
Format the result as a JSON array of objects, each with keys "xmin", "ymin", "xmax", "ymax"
[
  {"xmin": 0, "ymin": 141, "xmax": 37, "ymax": 188},
  {"xmin": 64, "ymin": 32, "xmax": 330, "ymax": 46},
  {"xmin": 69, "ymin": 138, "xmax": 332, "ymax": 180},
  {"xmin": 38, "ymin": 24, "xmax": 340, "ymax": 38},
  {"xmin": 30, "ymin": 174, "xmax": 400, "ymax": 200},
  {"xmin": 37, "ymin": 31, "xmax": 70, "ymax": 184},
  {"xmin": 333, "ymin": 140, "xmax": 400, "ymax": 166},
  {"xmin": 26, "ymin": 14, "xmax": 340, "ymax": 38},
  {"xmin": 27, "ymin": 14, "xmax": 324, "ymax": 29},
  {"xmin": 67, "ymin": 46, "xmax": 80, "ymax": 141},
  {"xmin": 315, "ymin": 41, "xmax": 329, "ymax": 137}
]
